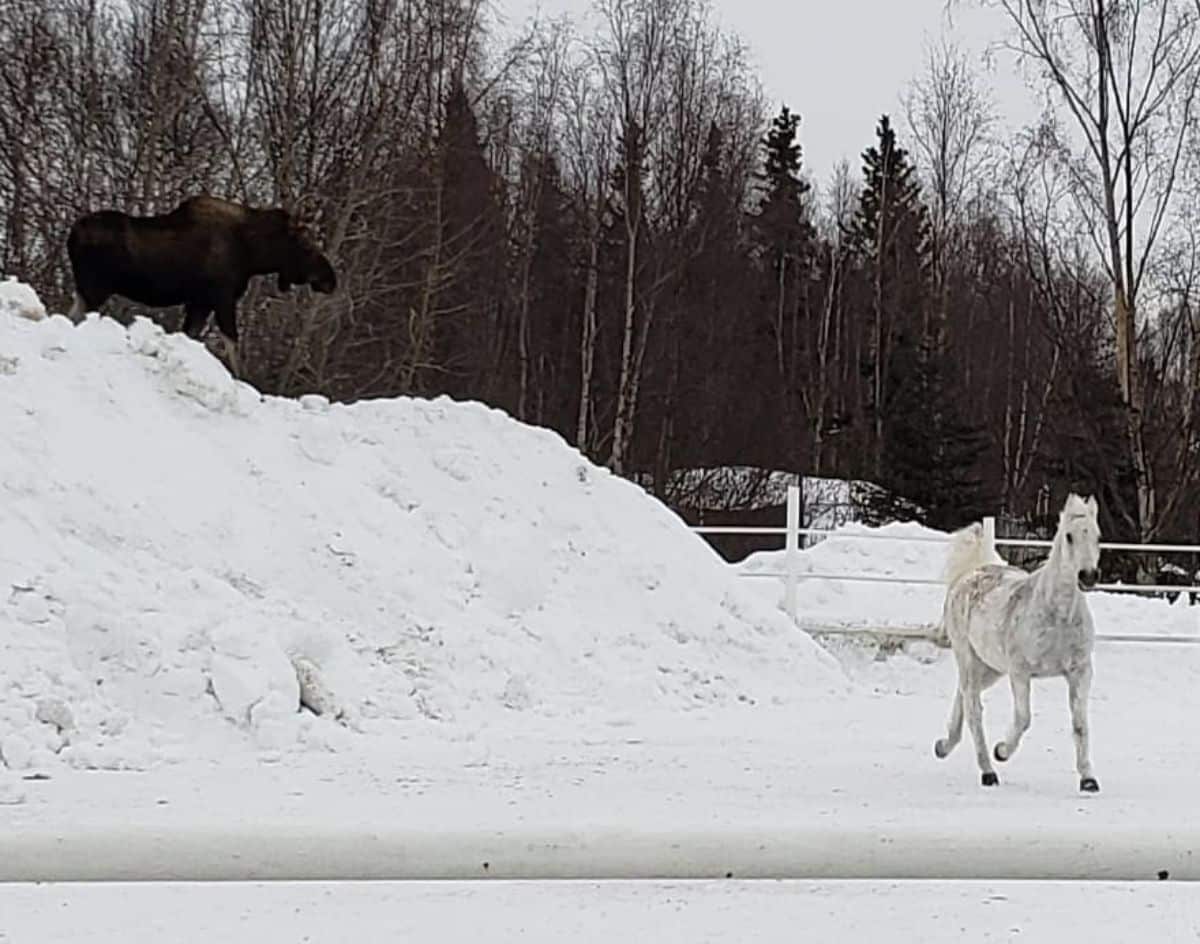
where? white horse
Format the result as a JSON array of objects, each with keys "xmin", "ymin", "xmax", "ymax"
[{"xmin": 933, "ymin": 493, "xmax": 1102, "ymax": 792}]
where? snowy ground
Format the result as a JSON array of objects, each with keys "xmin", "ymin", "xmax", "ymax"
[
  {"xmin": 7, "ymin": 879, "xmax": 1200, "ymax": 943},
  {"xmin": 4, "ymin": 282, "xmax": 1200, "ymax": 936}
]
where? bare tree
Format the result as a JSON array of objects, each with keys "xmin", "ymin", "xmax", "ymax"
[
  {"xmin": 594, "ymin": 0, "xmax": 677, "ymax": 475},
  {"xmin": 504, "ymin": 19, "xmax": 570, "ymax": 420},
  {"xmin": 594, "ymin": 0, "xmax": 761, "ymax": 475},
  {"xmin": 904, "ymin": 37, "xmax": 997, "ymax": 334},
  {"xmin": 977, "ymin": 0, "xmax": 1200, "ymax": 540},
  {"xmin": 808, "ymin": 159, "xmax": 859, "ymax": 474},
  {"xmin": 559, "ymin": 48, "xmax": 614, "ymax": 452}
]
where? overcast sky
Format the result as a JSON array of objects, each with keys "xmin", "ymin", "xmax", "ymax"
[{"xmin": 496, "ymin": 0, "xmax": 1044, "ymax": 191}]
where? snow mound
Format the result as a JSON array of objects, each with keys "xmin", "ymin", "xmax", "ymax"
[
  {"xmin": 0, "ymin": 281, "xmax": 843, "ymax": 772},
  {"xmin": 740, "ymin": 521, "xmax": 1199, "ymax": 638},
  {"xmin": 0, "ymin": 276, "xmax": 45, "ymax": 323}
]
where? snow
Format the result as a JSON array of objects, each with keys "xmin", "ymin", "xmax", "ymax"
[
  {"xmin": 5, "ymin": 879, "xmax": 1199, "ymax": 943},
  {"xmin": 0, "ymin": 281, "xmax": 843, "ymax": 776},
  {"xmin": 0, "ymin": 275, "xmax": 46, "ymax": 323},
  {"xmin": 4, "ymin": 276, "xmax": 1200, "ymax": 933}
]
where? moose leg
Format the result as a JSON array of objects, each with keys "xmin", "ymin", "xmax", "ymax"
[
  {"xmin": 1068, "ymin": 664, "xmax": 1099, "ymax": 792},
  {"xmin": 182, "ymin": 303, "xmax": 212, "ymax": 339},
  {"xmin": 994, "ymin": 670, "xmax": 1032, "ymax": 762},
  {"xmin": 210, "ymin": 297, "xmax": 242, "ymax": 377},
  {"xmin": 69, "ymin": 285, "xmax": 109, "ymax": 321},
  {"xmin": 213, "ymin": 297, "xmax": 239, "ymax": 344}
]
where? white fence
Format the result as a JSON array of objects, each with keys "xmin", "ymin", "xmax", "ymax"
[{"xmin": 692, "ymin": 485, "xmax": 1200, "ymax": 646}]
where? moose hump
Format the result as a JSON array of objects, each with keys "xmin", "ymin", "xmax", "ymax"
[{"xmin": 66, "ymin": 195, "xmax": 337, "ymax": 343}]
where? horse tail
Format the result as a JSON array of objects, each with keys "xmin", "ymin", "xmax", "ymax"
[
  {"xmin": 943, "ymin": 521, "xmax": 999, "ymax": 587},
  {"xmin": 933, "ymin": 522, "xmax": 999, "ymax": 648}
]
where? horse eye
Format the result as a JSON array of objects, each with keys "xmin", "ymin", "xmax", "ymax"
[{"xmin": 1066, "ymin": 533, "xmax": 1074, "ymax": 545}]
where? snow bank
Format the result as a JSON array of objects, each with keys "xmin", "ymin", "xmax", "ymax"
[
  {"xmin": 0, "ymin": 276, "xmax": 44, "ymax": 323},
  {"xmin": 0, "ymin": 282, "xmax": 843, "ymax": 773},
  {"xmin": 739, "ymin": 521, "xmax": 1199, "ymax": 638}
]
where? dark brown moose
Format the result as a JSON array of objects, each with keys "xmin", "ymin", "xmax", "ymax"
[{"xmin": 67, "ymin": 195, "xmax": 337, "ymax": 343}]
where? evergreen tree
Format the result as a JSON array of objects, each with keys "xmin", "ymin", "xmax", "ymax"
[
  {"xmin": 752, "ymin": 105, "xmax": 817, "ymax": 466},
  {"xmin": 674, "ymin": 123, "xmax": 768, "ymax": 469},
  {"xmin": 756, "ymin": 106, "xmax": 815, "ymax": 271},
  {"xmin": 847, "ymin": 115, "xmax": 933, "ymax": 270},
  {"xmin": 437, "ymin": 78, "xmax": 506, "ymax": 399},
  {"xmin": 849, "ymin": 116, "xmax": 989, "ymax": 528},
  {"xmin": 869, "ymin": 333, "xmax": 994, "ymax": 529}
]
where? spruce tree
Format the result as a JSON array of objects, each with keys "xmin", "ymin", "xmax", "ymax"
[
  {"xmin": 756, "ymin": 105, "xmax": 815, "ymax": 277},
  {"xmin": 848, "ymin": 116, "xmax": 990, "ymax": 529},
  {"xmin": 753, "ymin": 105, "xmax": 816, "ymax": 467},
  {"xmin": 437, "ymin": 79, "xmax": 505, "ymax": 398}
]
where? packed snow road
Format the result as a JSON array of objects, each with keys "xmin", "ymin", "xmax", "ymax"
[
  {"xmin": 4, "ymin": 642, "xmax": 1199, "ymax": 883},
  {"xmin": 5, "ymin": 878, "xmax": 1200, "ymax": 944}
]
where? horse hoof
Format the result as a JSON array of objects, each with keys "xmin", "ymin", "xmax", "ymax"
[
  {"xmin": 934, "ymin": 740, "xmax": 949, "ymax": 759},
  {"xmin": 1080, "ymin": 777, "xmax": 1100, "ymax": 793},
  {"xmin": 993, "ymin": 743, "xmax": 1009, "ymax": 762},
  {"xmin": 982, "ymin": 772, "xmax": 999, "ymax": 787}
]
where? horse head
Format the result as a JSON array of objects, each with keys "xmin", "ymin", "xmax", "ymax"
[{"xmin": 1059, "ymin": 493, "xmax": 1101, "ymax": 590}]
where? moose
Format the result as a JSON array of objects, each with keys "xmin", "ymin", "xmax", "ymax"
[{"xmin": 67, "ymin": 195, "xmax": 337, "ymax": 344}]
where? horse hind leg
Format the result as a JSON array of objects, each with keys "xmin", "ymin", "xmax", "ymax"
[
  {"xmin": 934, "ymin": 688, "xmax": 964, "ymax": 759},
  {"xmin": 994, "ymin": 670, "xmax": 1032, "ymax": 764},
  {"xmin": 963, "ymin": 658, "xmax": 1003, "ymax": 786}
]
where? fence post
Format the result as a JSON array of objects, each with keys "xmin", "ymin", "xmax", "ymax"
[
  {"xmin": 983, "ymin": 515, "xmax": 996, "ymax": 557},
  {"xmin": 784, "ymin": 484, "xmax": 800, "ymax": 625}
]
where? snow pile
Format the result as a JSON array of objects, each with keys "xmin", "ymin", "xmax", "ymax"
[
  {"xmin": 0, "ymin": 276, "xmax": 44, "ymax": 323},
  {"xmin": 739, "ymin": 521, "xmax": 1199, "ymax": 638},
  {"xmin": 0, "ymin": 281, "xmax": 843, "ymax": 773}
]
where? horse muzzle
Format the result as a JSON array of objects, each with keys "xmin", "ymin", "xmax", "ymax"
[{"xmin": 1078, "ymin": 569, "xmax": 1099, "ymax": 591}]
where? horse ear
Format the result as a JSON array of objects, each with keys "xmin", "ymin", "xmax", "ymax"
[{"xmin": 1087, "ymin": 495, "xmax": 1098, "ymax": 513}]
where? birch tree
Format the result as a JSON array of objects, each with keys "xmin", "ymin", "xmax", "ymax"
[{"xmin": 979, "ymin": 0, "xmax": 1200, "ymax": 540}]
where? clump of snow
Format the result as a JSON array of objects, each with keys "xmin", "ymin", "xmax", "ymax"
[
  {"xmin": 740, "ymin": 520, "xmax": 1199, "ymax": 638},
  {"xmin": 0, "ymin": 276, "xmax": 46, "ymax": 323},
  {"xmin": 0, "ymin": 282, "xmax": 844, "ymax": 772}
]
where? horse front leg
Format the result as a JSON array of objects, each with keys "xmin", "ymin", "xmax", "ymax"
[
  {"xmin": 1068, "ymin": 664, "xmax": 1099, "ymax": 793},
  {"xmin": 994, "ymin": 670, "xmax": 1031, "ymax": 763}
]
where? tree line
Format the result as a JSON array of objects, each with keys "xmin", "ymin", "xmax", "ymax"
[{"xmin": 3, "ymin": 0, "xmax": 1200, "ymax": 564}]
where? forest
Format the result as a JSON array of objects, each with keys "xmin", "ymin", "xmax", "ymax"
[{"xmin": 3, "ymin": 0, "xmax": 1200, "ymax": 564}]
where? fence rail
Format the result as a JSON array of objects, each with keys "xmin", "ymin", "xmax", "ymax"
[{"xmin": 693, "ymin": 485, "xmax": 1200, "ymax": 643}]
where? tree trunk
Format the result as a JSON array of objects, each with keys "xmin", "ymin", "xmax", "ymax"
[
  {"xmin": 611, "ymin": 212, "xmax": 640, "ymax": 475},
  {"xmin": 576, "ymin": 232, "xmax": 599, "ymax": 451}
]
